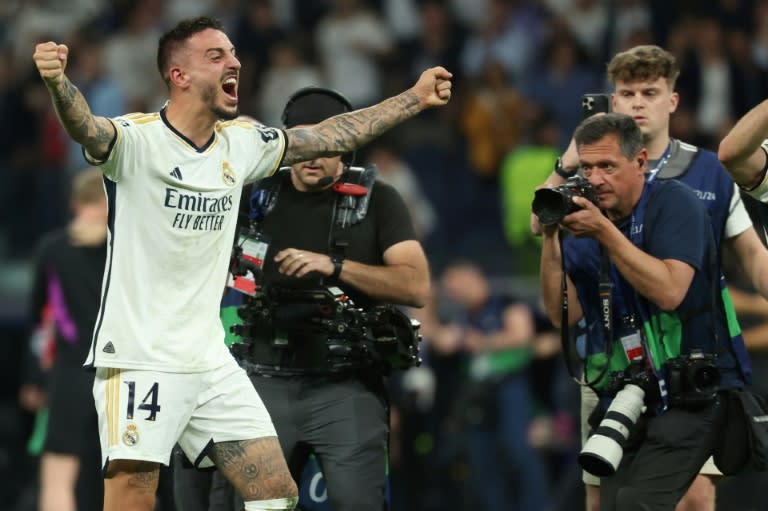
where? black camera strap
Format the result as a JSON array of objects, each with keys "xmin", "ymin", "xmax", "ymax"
[
  {"xmin": 327, "ymin": 166, "xmax": 377, "ymax": 280},
  {"xmin": 559, "ymin": 232, "xmax": 613, "ymax": 387}
]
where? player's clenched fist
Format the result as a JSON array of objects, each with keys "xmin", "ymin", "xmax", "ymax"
[
  {"xmin": 412, "ymin": 66, "xmax": 453, "ymax": 109},
  {"xmin": 33, "ymin": 42, "xmax": 69, "ymax": 87}
]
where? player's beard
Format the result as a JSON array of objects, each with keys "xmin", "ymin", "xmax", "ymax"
[{"xmin": 202, "ymin": 84, "xmax": 238, "ymax": 120}]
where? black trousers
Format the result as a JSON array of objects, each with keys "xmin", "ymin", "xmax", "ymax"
[
  {"xmin": 599, "ymin": 393, "xmax": 726, "ymax": 511},
  {"xmin": 175, "ymin": 373, "xmax": 389, "ymax": 511}
]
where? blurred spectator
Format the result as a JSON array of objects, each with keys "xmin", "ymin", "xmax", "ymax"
[
  {"xmin": 499, "ymin": 112, "xmax": 560, "ymax": 277},
  {"xmin": 165, "ymin": 0, "xmax": 239, "ymax": 29},
  {"xmin": 543, "ymin": 0, "xmax": 607, "ymax": 66},
  {"xmin": 103, "ymin": 0, "xmax": 166, "ymax": 112},
  {"xmin": 0, "ymin": 47, "xmax": 64, "ymax": 258},
  {"xmin": 460, "ymin": 60, "xmax": 524, "ymax": 177},
  {"xmin": 256, "ymin": 40, "xmax": 323, "ymax": 127},
  {"xmin": 393, "ymin": 289, "xmax": 469, "ymax": 511},
  {"xmin": 293, "ymin": 0, "xmax": 332, "ymax": 32},
  {"xmin": 450, "ymin": 0, "xmax": 491, "ymax": 31},
  {"xmin": 381, "ymin": 0, "xmax": 421, "ymax": 42},
  {"xmin": 7, "ymin": 0, "xmax": 102, "ymax": 64},
  {"xmin": 754, "ymin": 0, "xmax": 768, "ymax": 70},
  {"xmin": 612, "ymin": 0, "xmax": 653, "ymax": 54},
  {"xmin": 366, "ymin": 139, "xmax": 437, "ymax": 241},
  {"xmin": 20, "ymin": 167, "xmax": 107, "ymax": 511},
  {"xmin": 399, "ymin": 0, "xmax": 466, "ymax": 85},
  {"xmin": 725, "ymin": 25, "xmax": 768, "ymax": 123},
  {"xmin": 522, "ymin": 31, "xmax": 602, "ymax": 150},
  {"xmin": 679, "ymin": 17, "xmax": 737, "ymax": 149},
  {"xmin": 315, "ymin": 0, "xmax": 394, "ymax": 106},
  {"xmin": 232, "ymin": 0, "xmax": 289, "ymax": 113},
  {"xmin": 460, "ymin": 0, "xmax": 549, "ymax": 83},
  {"xmin": 440, "ymin": 260, "xmax": 552, "ymax": 511}
]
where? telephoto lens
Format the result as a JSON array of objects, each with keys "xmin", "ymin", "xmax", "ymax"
[{"xmin": 579, "ymin": 384, "xmax": 647, "ymax": 477}]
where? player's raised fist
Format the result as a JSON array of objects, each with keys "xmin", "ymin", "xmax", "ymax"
[
  {"xmin": 33, "ymin": 42, "xmax": 69, "ymax": 87},
  {"xmin": 411, "ymin": 66, "xmax": 453, "ymax": 109}
]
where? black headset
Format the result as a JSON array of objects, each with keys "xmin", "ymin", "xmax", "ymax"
[{"xmin": 281, "ymin": 86, "xmax": 355, "ymax": 166}]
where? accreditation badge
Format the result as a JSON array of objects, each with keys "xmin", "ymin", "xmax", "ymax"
[
  {"xmin": 620, "ymin": 331, "xmax": 644, "ymax": 362},
  {"xmin": 227, "ymin": 229, "xmax": 270, "ymax": 296}
]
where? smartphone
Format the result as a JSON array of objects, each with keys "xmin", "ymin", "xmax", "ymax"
[{"xmin": 581, "ymin": 93, "xmax": 611, "ymax": 119}]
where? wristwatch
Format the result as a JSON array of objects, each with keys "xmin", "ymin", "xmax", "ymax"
[
  {"xmin": 554, "ymin": 157, "xmax": 578, "ymax": 179},
  {"xmin": 331, "ymin": 256, "xmax": 344, "ymax": 280}
]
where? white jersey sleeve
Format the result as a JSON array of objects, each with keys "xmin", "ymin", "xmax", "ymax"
[
  {"xmin": 724, "ymin": 183, "xmax": 753, "ymax": 239},
  {"xmin": 84, "ymin": 112, "xmax": 286, "ymax": 373}
]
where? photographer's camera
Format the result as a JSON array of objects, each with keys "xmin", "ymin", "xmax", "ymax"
[
  {"xmin": 667, "ymin": 350, "xmax": 720, "ymax": 408},
  {"xmin": 579, "ymin": 352, "xmax": 720, "ymax": 477},
  {"xmin": 579, "ymin": 361, "xmax": 656, "ymax": 477},
  {"xmin": 532, "ymin": 175, "xmax": 599, "ymax": 225}
]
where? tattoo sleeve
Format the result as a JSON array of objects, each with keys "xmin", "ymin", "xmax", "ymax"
[
  {"xmin": 50, "ymin": 76, "xmax": 115, "ymax": 160},
  {"xmin": 126, "ymin": 463, "xmax": 160, "ymax": 494},
  {"xmin": 210, "ymin": 438, "xmax": 296, "ymax": 500},
  {"xmin": 283, "ymin": 90, "xmax": 421, "ymax": 165}
]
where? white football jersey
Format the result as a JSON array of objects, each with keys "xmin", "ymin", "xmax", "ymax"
[{"xmin": 84, "ymin": 111, "xmax": 286, "ymax": 372}]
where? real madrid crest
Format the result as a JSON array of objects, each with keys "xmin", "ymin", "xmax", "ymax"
[
  {"xmin": 122, "ymin": 423, "xmax": 140, "ymax": 446},
  {"xmin": 222, "ymin": 162, "xmax": 236, "ymax": 186}
]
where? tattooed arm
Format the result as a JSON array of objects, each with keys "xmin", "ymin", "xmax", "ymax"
[
  {"xmin": 283, "ymin": 66, "xmax": 452, "ymax": 166},
  {"xmin": 718, "ymin": 99, "xmax": 768, "ymax": 191},
  {"xmin": 33, "ymin": 42, "xmax": 115, "ymax": 161}
]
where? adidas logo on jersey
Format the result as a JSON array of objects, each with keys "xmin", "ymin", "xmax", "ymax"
[
  {"xmin": 170, "ymin": 167, "xmax": 183, "ymax": 180},
  {"xmin": 102, "ymin": 341, "xmax": 116, "ymax": 354}
]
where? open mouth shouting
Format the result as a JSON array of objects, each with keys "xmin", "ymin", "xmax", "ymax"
[{"xmin": 222, "ymin": 76, "xmax": 238, "ymax": 104}]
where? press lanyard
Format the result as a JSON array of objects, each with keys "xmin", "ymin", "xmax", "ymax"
[
  {"xmin": 645, "ymin": 141, "xmax": 672, "ymax": 183},
  {"xmin": 623, "ymin": 188, "xmax": 670, "ymax": 410}
]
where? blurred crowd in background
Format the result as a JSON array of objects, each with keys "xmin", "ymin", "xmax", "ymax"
[{"xmin": 3, "ymin": 0, "xmax": 768, "ymax": 510}]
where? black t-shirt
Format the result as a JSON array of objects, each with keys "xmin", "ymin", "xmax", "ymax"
[
  {"xmin": 29, "ymin": 230, "xmax": 107, "ymax": 368},
  {"xmin": 257, "ymin": 171, "xmax": 417, "ymax": 309}
]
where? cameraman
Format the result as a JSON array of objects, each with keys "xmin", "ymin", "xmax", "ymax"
[
  {"xmin": 538, "ymin": 113, "xmax": 745, "ymax": 511},
  {"xmin": 212, "ymin": 86, "xmax": 429, "ymax": 511}
]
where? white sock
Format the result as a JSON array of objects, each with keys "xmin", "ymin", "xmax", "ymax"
[{"xmin": 243, "ymin": 497, "xmax": 299, "ymax": 510}]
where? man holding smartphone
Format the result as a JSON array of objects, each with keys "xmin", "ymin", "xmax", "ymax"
[{"xmin": 533, "ymin": 44, "xmax": 766, "ymax": 511}]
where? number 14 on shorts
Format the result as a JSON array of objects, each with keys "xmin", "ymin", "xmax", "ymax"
[{"xmin": 124, "ymin": 381, "xmax": 161, "ymax": 420}]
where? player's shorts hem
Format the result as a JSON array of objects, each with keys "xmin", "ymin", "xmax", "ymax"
[{"xmin": 101, "ymin": 453, "xmax": 170, "ymax": 475}]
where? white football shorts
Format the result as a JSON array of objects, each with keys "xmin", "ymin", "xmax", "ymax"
[{"xmin": 93, "ymin": 355, "xmax": 276, "ymax": 469}]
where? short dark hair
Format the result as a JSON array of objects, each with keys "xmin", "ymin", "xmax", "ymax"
[
  {"xmin": 607, "ymin": 45, "xmax": 680, "ymax": 89},
  {"xmin": 574, "ymin": 113, "xmax": 644, "ymax": 161},
  {"xmin": 157, "ymin": 16, "xmax": 224, "ymax": 88}
]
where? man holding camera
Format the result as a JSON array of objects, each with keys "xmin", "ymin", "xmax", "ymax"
[
  {"xmin": 538, "ymin": 113, "xmax": 746, "ymax": 510},
  {"xmin": 534, "ymin": 44, "xmax": 766, "ymax": 511},
  {"xmin": 204, "ymin": 86, "xmax": 430, "ymax": 511}
]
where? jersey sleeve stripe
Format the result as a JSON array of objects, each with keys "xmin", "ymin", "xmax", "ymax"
[
  {"xmin": 743, "ymin": 144, "xmax": 768, "ymax": 198},
  {"xmin": 273, "ymin": 129, "xmax": 288, "ymax": 176}
]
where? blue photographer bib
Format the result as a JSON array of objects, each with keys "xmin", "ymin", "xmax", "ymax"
[
  {"xmin": 656, "ymin": 141, "xmax": 752, "ymax": 383},
  {"xmin": 564, "ymin": 179, "xmax": 742, "ymax": 393}
]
